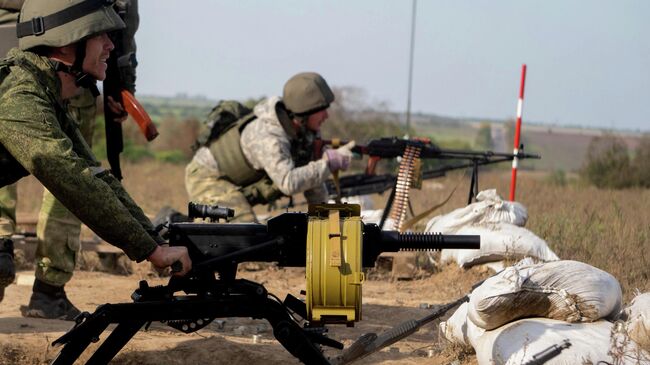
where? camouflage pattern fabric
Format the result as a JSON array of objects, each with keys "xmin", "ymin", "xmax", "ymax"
[
  {"xmin": 0, "ymin": 48, "xmax": 157, "ymax": 262},
  {"xmin": 240, "ymin": 97, "xmax": 330, "ymax": 200},
  {"xmin": 185, "ymin": 97, "xmax": 330, "ymax": 221},
  {"xmin": 0, "ymin": 2, "xmax": 101, "ymax": 285},
  {"xmin": 1, "ymin": 1, "xmax": 144, "ymax": 285},
  {"xmin": 185, "ymin": 158, "xmax": 256, "ymax": 223},
  {"xmin": 0, "ymin": 183, "xmax": 16, "ymax": 238},
  {"xmin": 35, "ymin": 88, "xmax": 97, "ymax": 286}
]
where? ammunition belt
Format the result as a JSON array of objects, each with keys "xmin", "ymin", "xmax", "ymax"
[{"xmin": 387, "ymin": 145, "xmax": 421, "ymax": 231}]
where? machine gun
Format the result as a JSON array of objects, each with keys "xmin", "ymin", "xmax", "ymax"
[
  {"xmin": 317, "ymin": 137, "xmax": 540, "ymax": 229},
  {"xmin": 50, "ymin": 203, "xmax": 479, "ymax": 365}
]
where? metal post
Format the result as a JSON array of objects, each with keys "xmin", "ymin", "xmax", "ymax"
[
  {"xmin": 405, "ymin": 0, "xmax": 417, "ymax": 138},
  {"xmin": 509, "ymin": 64, "xmax": 527, "ymax": 201}
]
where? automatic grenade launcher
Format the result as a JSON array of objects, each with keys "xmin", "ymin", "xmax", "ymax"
[{"xmin": 51, "ymin": 203, "xmax": 480, "ymax": 365}]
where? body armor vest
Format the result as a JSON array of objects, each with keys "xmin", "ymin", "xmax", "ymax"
[{"xmin": 208, "ymin": 105, "xmax": 316, "ymax": 206}]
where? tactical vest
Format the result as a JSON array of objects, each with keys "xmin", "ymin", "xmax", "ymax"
[
  {"xmin": 208, "ymin": 104, "xmax": 317, "ymax": 206},
  {"xmin": 210, "ymin": 114, "xmax": 262, "ymax": 187}
]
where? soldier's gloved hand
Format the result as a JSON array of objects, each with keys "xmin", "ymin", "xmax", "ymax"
[
  {"xmin": 324, "ymin": 141, "xmax": 355, "ymax": 172},
  {"xmin": 147, "ymin": 245, "xmax": 192, "ymax": 276}
]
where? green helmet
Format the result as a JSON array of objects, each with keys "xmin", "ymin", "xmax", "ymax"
[
  {"xmin": 283, "ymin": 72, "xmax": 335, "ymax": 116},
  {"xmin": 17, "ymin": 0, "xmax": 125, "ymax": 51}
]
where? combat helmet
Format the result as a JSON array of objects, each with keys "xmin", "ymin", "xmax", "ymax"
[
  {"xmin": 283, "ymin": 72, "xmax": 335, "ymax": 116},
  {"xmin": 17, "ymin": 0, "xmax": 125, "ymax": 51}
]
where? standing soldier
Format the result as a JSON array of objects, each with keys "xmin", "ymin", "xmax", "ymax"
[
  {"xmin": 0, "ymin": 0, "xmax": 192, "ymax": 320},
  {"xmin": 185, "ymin": 72, "xmax": 355, "ymax": 222}
]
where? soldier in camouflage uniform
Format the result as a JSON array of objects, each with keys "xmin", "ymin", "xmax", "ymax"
[
  {"xmin": 0, "ymin": 0, "xmax": 135, "ymax": 315},
  {"xmin": 0, "ymin": 0, "xmax": 104, "ymax": 310},
  {"xmin": 186, "ymin": 72, "xmax": 355, "ymax": 222},
  {"xmin": 0, "ymin": 0, "xmax": 192, "ymax": 320}
]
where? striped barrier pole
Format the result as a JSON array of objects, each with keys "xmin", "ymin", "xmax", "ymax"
[{"xmin": 509, "ymin": 64, "xmax": 527, "ymax": 201}]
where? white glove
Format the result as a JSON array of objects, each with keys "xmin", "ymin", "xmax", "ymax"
[{"xmin": 324, "ymin": 141, "xmax": 355, "ymax": 172}]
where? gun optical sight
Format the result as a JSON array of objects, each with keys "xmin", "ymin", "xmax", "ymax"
[{"xmin": 188, "ymin": 202, "xmax": 234, "ymax": 221}]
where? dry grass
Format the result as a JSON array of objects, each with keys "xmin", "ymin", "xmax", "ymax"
[
  {"xmin": 410, "ymin": 170, "xmax": 650, "ymax": 302},
  {"xmin": 14, "ymin": 163, "xmax": 649, "ymax": 303}
]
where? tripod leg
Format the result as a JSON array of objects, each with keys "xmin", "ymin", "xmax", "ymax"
[
  {"xmin": 50, "ymin": 320, "xmax": 110, "ymax": 365},
  {"xmin": 86, "ymin": 321, "xmax": 146, "ymax": 365}
]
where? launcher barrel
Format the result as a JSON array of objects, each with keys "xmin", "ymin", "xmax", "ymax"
[{"xmin": 361, "ymin": 223, "xmax": 479, "ymax": 266}]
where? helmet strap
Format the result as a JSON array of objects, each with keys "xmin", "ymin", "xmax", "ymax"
[{"xmin": 54, "ymin": 40, "xmax": 100, "ymax": 97}]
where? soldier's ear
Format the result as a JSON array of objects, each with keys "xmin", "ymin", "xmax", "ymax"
[{"xmin": 49, "ymin": 44, "xmax": 76, "ymax": 64}]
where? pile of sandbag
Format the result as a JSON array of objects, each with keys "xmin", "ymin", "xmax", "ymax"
[
  {"xmin": 425, "ymin": 189, "xmax": 559, "ymax": 267},
  {"xmin": 618, "ymin": 292, "xmax": 650, "ymax": 352},
  {"xmin": 360, "ymin": 209, "xmax": 396, "ymax": 229},
  {"xmin": 426, "ymin": 189, "xmax": 528, "ymax": 231},
  {"xmin": 440, "ymin": 259, "xmax": 650, "ymax": 364}
]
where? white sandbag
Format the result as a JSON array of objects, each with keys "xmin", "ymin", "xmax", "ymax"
[
  {"xmin": 473, "ymin": 318, "xmax": 650, "ymax": 365},
  {"xmin": 620, "ymin": 292, "xmax": 650, "ymax": 351},
  {"xmin": 360, "ymin": 209, "xmax": 395, "ymax": 229},
  {"xmin": 425, "ymin": 189, "xmax": 528, "ymax": 234},
  {"xmin": 439, "ymin": 223, "xmax": 559, "ymax": 268},
  {"xmin": 439, "ymin": 302, "xmax": 469, "ymax": 347},
  {"xmin": 341, "ymin": 195, "xmax": 375, "ymax": 210},
  {"xmin": 469, "ymin": 260, "xmax": 622, "ymax": 330},
  {"xmin": 439, "ymin": 302, "xmax": 484, "ymax": 349}
]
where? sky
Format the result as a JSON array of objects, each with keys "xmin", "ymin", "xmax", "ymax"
[{"xmin": 136, "ymin": 1, "xmax": 650, "ymax": 132}]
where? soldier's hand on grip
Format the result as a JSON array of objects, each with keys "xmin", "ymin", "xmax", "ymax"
[
  {"xmin": 106, "ymin": 96, "xmax": 128, "ymax": 123},
  {"xmin": 324, "ymin": 141, "xmax": 355, "ymax": 172},
  {"xmin": 147, "ymin": 245, "xmax": 192, "ymax": 276}
]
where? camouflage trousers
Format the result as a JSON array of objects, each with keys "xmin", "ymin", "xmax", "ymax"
[
  {"xmin": 184, "ymin": 159, "xmax": 257, "ymax": 223},
  {"xmin": 0, "ymin": 89, "xmax": 96, "ymax": 287},
  {"xmin": 0, "ymin": 183, "xmax": 16, "ymax": 237}
]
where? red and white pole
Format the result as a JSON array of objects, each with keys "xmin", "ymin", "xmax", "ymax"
[{"xmin": 509, "ymin": 64, "xmax": 527, "ymax": 201}]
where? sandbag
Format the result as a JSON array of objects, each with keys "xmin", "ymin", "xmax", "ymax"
[
  {"xmin": 341, "ymin": 195, "xmax": 375, "ymax": 210},
  {"xmin": 469, "ymin": 260, "xmax": 622, "ymax": 330},
  {"xmin": 620, "ymin": 292, "xmax": 650, "ymax": 351},
  {"xmin": 439, "ymin": 223, "xmax": 559, "ymax": 268},
  {"xmin": 439, "ymin": 301, "xmax": 484, "ymax": 350},
  {"xmin": 425, "ymin": 189, "xmax": 528, "ymax": 234},
  {"xmin": 472, "ymin": 318, "xmax": 650, "ymax": 365},
  {"xmin": 360, "ymin": 209, "xmax": 395, "ymax": 229}
]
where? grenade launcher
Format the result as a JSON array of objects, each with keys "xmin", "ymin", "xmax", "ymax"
[{"xmin": 50, "ymin": 203, "xmax": 479, "ymax": 365}]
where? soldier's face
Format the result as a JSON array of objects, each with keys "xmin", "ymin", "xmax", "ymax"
[
  {"xmin": 82, "ymin": 33, "xmax": 114, "ymax": 81},
  {"xmin": 306, "ymin": 109, "xmax": 329, "ymax": 132}
]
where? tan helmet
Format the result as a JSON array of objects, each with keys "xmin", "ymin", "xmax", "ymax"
[
  {"xmin": 283, "ymin": 72, "xmax": 335, "ymax": 116},
  {"xmin": 17, "ymin": 0, "xmax": 125, "ymax": 50}
]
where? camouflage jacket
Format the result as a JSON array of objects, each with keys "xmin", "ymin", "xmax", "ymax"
[
  {"xmin": 240, "ymin": 97, "xmax": 330, "ymax": 203},
  {"xmin": 0, "ymin": 48, "xmax": 158, "ymax": 261}
]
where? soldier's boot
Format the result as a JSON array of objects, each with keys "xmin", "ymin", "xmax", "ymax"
[
  {"xmin": 0, "ymin": 238, "xmax": 16, "ymax": 302},
  {"xmin": 20, "ymin": 279, "xmax": 80, "ymax": 321}
]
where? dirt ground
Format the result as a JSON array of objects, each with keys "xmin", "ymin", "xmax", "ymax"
[{"xmin": 0, "ymin": 260, "xmax": 491, "ymax": 365}]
